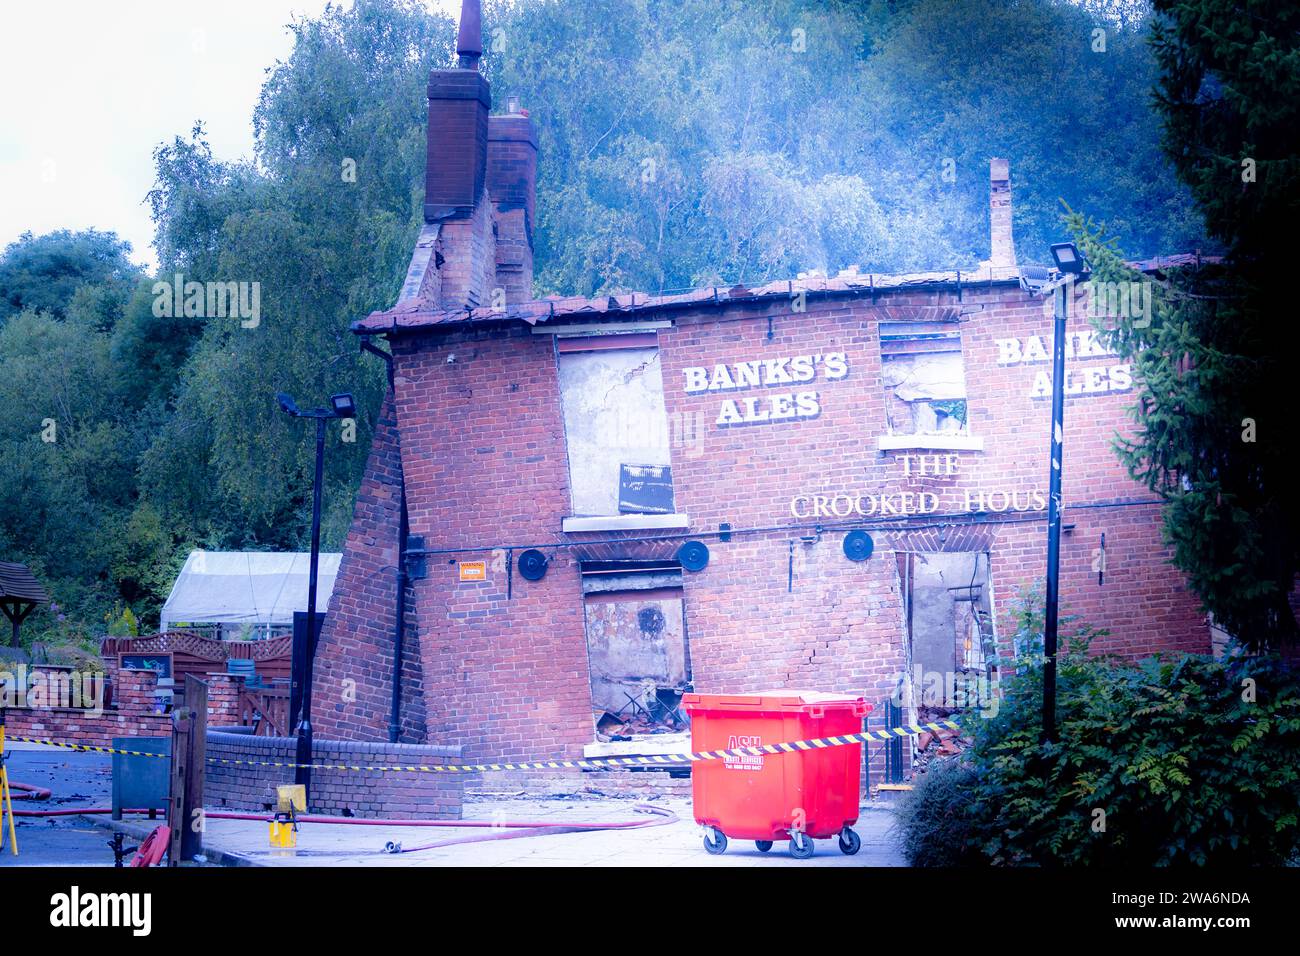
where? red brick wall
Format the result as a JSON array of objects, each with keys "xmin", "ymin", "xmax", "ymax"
[
  {"xmin": 204, "ymin": 732, "xmax": 465, "ymax": 819},
  {"xmin": 319, "ymin": 281, "xmax": 1211, "ymax": 767},
  {"xmin": 390, "ymin": 326, "xmax": 592, "ymax": 763},
  {"xmin": 4, "ymin": 668, "xmax": 168, "ymax": 746},
  {"xmin": 953, "ymin": 282, "xmax": 1207, "ymax": 655},
  {"xmin": 312, "ymin": 390, "xmax": 426, "ymax": 743},
  {"xmin": 205, "ymin": 673, "xmax": 242, "ymax": 727}
]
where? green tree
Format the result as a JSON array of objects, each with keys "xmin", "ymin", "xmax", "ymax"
[
  {"xmin": 896, "ymin": 592, "xmax": 1300, "ymax": 866},
  {"xmin": 0, "ymin": 229, "xmax": 140, "ymax": 323},
  {"xmin": 136, "ymin": 0, "xmax": 450, "ymax": 561},
  {"xmin": 1069, "ymin": 0, "xmax": 1300, "ymax": 648},
  {"xmin": 482, "ymin": 0, "xmax": 1201, "ymax": 295},
  {"xmin": 0, "ymin": 308, "xmax": 144, "ymax": 642}
]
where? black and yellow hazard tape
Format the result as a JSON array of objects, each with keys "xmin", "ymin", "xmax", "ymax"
[
  {"xmin": 3, "ymin": 720, "xmax": 962, "ymax": 773},
  {"xmin": 3, "ymin": 736, "xmax": 169, "ymax": 759}
]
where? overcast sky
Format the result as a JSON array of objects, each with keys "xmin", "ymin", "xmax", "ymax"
[{"xmin": 0, "ymin": 0, "xmax": 460, "ymax": 271}]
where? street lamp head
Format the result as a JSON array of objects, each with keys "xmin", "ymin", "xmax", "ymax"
[
  {"xmin": 330, "ymin": 393, "xmax": 356, "ymax": 419},
  {"xmin": 276, "ymin": 392, "xmax": 300, "ymax": 416},
  {"xmin": 1018, "ymin": 264, "xmax": 1052, "ymax": 295},
  {"xmin": 1050, "ymin": 242, "xmax": 1089, "ymax": 275}
]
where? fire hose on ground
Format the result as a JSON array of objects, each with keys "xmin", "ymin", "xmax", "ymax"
[
  {"xmin": 10, "ymin": 799, "xmax": 680, "ymax": 854},
  {"xmin": 9, "ymin": 781, "xmax": 52, "ymax": 800}
]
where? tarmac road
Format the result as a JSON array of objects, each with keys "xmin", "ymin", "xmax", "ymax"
[{"xmin": 1, "ymin": 743, "xmax": 907, "ymax": 867}]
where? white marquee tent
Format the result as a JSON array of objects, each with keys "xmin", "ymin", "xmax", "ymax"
[{"xmin": 160, "ymin": 551, "xmax": 342, "ymax": 634}]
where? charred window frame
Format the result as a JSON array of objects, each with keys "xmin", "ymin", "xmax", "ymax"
[
  {"xmin": 554, "ymin": 333, "xmax": 687, "ymax": 531},
  {"xmin": 877, "ymin": 318, "xmax": 983, "ymax": 452}
]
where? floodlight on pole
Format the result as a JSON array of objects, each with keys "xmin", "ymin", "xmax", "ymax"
[
  {"xmin": 1050, "ymin": 242, "xmax": 1088, "ymax": 275},
  {"xmin": 1015, "ymin": 243, "xmax": 1088, "ymax": 744},
  {"xmin": 276, "ymin": 389, "xmax": 356, "ymax": 802},
  {"xmin": 330, "ymin": 393, "xmax": 357, "ymax": 419}
]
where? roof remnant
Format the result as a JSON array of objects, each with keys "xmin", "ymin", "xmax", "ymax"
[{"xmin": 354, "ymin": 253, "xmax": 1214, "ymax": 337}]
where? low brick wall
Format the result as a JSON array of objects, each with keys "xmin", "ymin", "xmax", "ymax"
[
  {"xmin": 205, "ymin": 732, "xmax": 465, "ymax": 819},
  {"xmin": 479, "ymin": 767, "xmax": 693, "ymax": 800},
  {"xmin": 1, "ymin": 670, "xmax": 254, "ymax": 747},
  {"xmin": 2, "ymin": 669, "xmax": 169, "ymax": 745},
  {"xmin": 2, "ymin": 706, "xmax": 171, "ymax": 745},
  {"xmin": 5, "ymin": 668, "xmax": 464, "ymax": 820}
]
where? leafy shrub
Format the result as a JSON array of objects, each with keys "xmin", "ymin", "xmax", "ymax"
[
  {"xmin": 896, "ymin": 593, "xmax": 1300, "ymax": 866},
  {"xmin": 104, "ymin": 603, "xmax": 139, "ymax": 637},
  {"xmin": 893, "ymin": 758, "xmax": 991, "ymax": 867}
]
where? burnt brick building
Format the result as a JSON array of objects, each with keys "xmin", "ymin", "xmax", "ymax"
[{"xmin": 310, "ymin": 0, "xmax": 1210, "ymax": 766}]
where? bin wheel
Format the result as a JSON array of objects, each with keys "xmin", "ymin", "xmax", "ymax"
[
  {"xmin": 755, "ymin": 840, "xmax": 773, "ymax": 853},
  {"xmin": 838, "ymin": 827, "xmax": 861, "ymax": 856},
  {"xmin": 788, "ymin": 833, "xmax": 815, "ymax": 860},
  {"xmin": 703, "ymin": 829, "xmax": 728, "ymax": 855}
]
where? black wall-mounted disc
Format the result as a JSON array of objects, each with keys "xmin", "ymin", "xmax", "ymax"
[
  {"xmin": 518, "ymin": 548, "xmax": 549, "ymax": 581},
  {"xmin": 843, "ymin": 530, "xmax": 874, "ymax": 562},
  {"xmin": 677, "ymin": 540, "xmax": 710, "ymax": 572}
]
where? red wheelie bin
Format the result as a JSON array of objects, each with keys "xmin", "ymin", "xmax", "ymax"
[{"xmin": 683, "ymin": 691, "xmax": 872, "ymax": 859}]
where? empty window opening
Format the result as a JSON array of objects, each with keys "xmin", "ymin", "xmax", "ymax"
[
  {"xmin": 581, "ymin": 561, "xmax": 690, "ymax": 742},
  {"xmin": 879, "ymin": 320, "xmax": 972, "ymax": 437},
  {"xmin": 557, "ymin": 336, "xmax": 675, "ymax": 518},
  {"xmin": 902, "ymin": 551, "xmax": 995, "ymax": 716}
]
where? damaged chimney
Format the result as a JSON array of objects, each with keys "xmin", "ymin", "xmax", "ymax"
[
  {"xmin": 487, "ymin": 106, "xmax": 538, "ymax": 305},
  {"xmin": 422, "ymin": 72, "xmax": 489, "ymax": 224},
  {"xmin": 418, "ymin": 0, "xmax": 537, "ymax": 311},
  {"xmin": 988, "ymin": 158, "xmax": 1016, "ymax": 270},
  {"xmin": 423, "ymin": 0, "xmax": 492, "ymax": 308},
  {"xmin": 424, "ymin": 0, "xmax": 489, "ymax": 224}
]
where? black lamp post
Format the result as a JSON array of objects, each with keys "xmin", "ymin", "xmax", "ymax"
[
  {"xmin": 1040, "ymin": 242, "xmax": 1088, "ymax": 744},
  {"xmin": 277, "ymin": 391, "xmax": 356, "ymax": 799}
]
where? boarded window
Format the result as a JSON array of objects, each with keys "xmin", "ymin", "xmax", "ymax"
[
  {"xmin": 879, "ymin": 319, "xmax": 971, "ymax": 436},
  {"xmin": 557, "ymin": 341, "xmax": 674, "ymax": 516},
  {"xmin": 583, "ymin": 584, "xmax": 689, "ymax": 734}
]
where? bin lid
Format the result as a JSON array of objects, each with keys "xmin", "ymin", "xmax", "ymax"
[{"xmin": 682, "ymin": 691, "xmax": 870, "ymax": 713}]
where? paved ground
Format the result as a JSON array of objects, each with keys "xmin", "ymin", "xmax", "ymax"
[
  {"xmin": 1, "ymin": 743, "xmax": 906, "ymax": 867},
  {"xmin": 1, "ymin": 744, "xmax": 123, "ymax": 867}
]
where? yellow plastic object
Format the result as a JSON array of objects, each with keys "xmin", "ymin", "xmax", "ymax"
[
  {"xmin": 276, "ymin": 784, "xmax": 306, "ymax": 813},
  {"xmin": 269, "ymin": 813, "xmax": 298, "ymax": 849},
  {"xmin": 1, "ymin": 725, "xmax": 17, "ymax": 855},
  {"xmin": 268, "ymin": 783, "xmax": 303, "ymax": 849}
]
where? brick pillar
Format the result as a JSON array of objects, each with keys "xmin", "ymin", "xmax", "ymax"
[
  {"xmin": 115, "ymin": 669, "xmax": 158, "ymax": 718},
  {"xmin": 205, "ymin": 673, "xmax": 245, "ymax": 727}
]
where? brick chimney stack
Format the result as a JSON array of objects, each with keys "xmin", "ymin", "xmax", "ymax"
[
  {"xmin": 422, "ymin": 0, "xmax": 492, "ymax": 308},
  {"xmin": 487, "ymin": 109, "xmax": 538, "ymax": 305},
  {"xmin": 413, "ymin": 0, "xmax": 537, "ymax": 310},
  {"xmin": 424, "ymin": 0, "xmax": 489, "ymax": 225},
  {"xmin": 988, "ymin": 158, "xmax": 1016, "ymax": 270}
]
